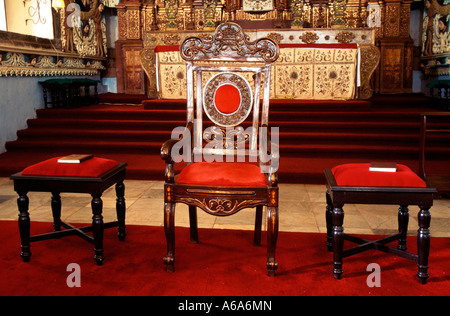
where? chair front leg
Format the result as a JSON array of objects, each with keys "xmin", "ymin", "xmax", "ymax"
[
  {"xmin": 164, "ymin": 202, "xmax": 176, "ymax": 272},
  {"xmin": 254, "ymin": 205, "xmax": 263, "ymax": 246},
  {"xmin": 189, "ymin": 205, "xmax": 198, "ymax": 244},
  {"xmin": 266, "ymin": 206, "xmax": 278, "ymax": 277}
]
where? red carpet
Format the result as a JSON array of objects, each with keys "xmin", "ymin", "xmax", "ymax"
[{"xmin": 0, "ymin": 220, "xmax": 449, "ymax": 296}]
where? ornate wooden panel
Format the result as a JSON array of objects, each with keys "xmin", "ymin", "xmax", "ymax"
[{"xmin": 116, "ymin": 40, "xmax": 145, "ymax": 94}]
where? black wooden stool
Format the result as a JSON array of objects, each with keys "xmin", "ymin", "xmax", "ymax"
[
  {"xmin": 324, "ymin": 163, "xmax": 437, "ymax": 284},
  {"xmin": 10, "ymin": 157, "xmax": 127, "ymax": 265}
]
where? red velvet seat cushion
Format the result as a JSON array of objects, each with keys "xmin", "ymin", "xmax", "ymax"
[
  {"xmin": 20, "ymin": 157, "xmax": 119, "ymax": 178},
  {"xmin": 331, "ymin": 163, "xmax": 426, "ymax": 188},
  {"xmin": 177, "ymin": 162, "xmax": 267, "ymax": 186}
]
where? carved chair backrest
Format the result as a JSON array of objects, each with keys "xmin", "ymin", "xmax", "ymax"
[{"xmin": 179, "ymin": 22, "xmax": 279, "ymax": 162}]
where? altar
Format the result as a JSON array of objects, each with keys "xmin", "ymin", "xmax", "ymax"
[
  {"xmin": 113, "ymin": 0, "xmax": 414, "ymax": 97},
  {"xmin": 141, "ymin": 28, "xmax": 379, "ymax": 100}
]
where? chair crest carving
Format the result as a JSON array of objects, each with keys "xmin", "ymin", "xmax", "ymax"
[{"xmin": 180, "ymin": 22, "xmax": 279, "ymax": 63}]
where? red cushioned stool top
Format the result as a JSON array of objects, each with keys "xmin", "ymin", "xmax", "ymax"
[
  {"xmin": 20, "ymin": 157, "xmax": 120, "ymax": 178},
  {"xmin": 177, "ymin": 162, "xmax": 267, "ymax": 186},
  {"xmin": 331, "ymin": 163, "xmax": 426, "ymax": 188}
]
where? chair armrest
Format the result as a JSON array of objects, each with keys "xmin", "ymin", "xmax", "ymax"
[{"xmin": 161, "ymin": 122, "xmax": 193, "ymax": 163}]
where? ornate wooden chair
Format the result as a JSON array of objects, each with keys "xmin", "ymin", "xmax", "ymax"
[{"xmin": 160, "ymin": 22, "xmax": 280, "ymax": 276}]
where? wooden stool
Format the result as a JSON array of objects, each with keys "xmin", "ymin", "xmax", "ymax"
[
  {"xmin": 10, "ymin": 157, "xmax": 127, "ymax": 265},
  {"xmin": 324, "ymin": 163, "xmax": 437, "ymax": 284}
]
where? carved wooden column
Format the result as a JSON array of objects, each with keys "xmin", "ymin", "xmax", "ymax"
[
  {"xmin": 377, "ymin": 0, "xmax": 413, "ymax": 94},
  {"xmin": 116, "ymin": 0, "xmax": 146, "ymax": 94}
]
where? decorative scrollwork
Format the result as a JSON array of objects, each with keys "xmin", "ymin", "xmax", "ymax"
[
  {"xmin": 203, "ymin": 126, "xmax": 250, "ymax": 149},
  {"xmin": 180, "ymin": 22, "xmax": 279, "ymax": 63},
  {"xmin": 203, "ymin": 72, "xmax": 253, "ymax": 127},
  {"xmin": 300, "ymin": 32, "xmax": 319, "ymax": 44},
  {"xmin": 180, "ymin": 197, "xmax": 265, "ymax": 215},
  {"xmin": 335, "ymin": 31, "xmax": 355, "ymax": 44}
]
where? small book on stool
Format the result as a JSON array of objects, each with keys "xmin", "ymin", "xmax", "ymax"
[
  {"xmin": 369, "ymin": 161, "xmax": 397, "ymax": 172},
  {"xmin": 58, "ymin": 154, "xmax": 94, "ymax": 163}
]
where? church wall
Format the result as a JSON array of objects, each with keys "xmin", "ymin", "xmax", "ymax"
[
  {"xmin": 0, "ymin": 0, "xmax": 114, "ymax": 153},
  {"xmin": 0, "ymin": 76, "xmax": 44, "ymax": 153},
  {"xmin": 0, "ymin": 74, "xmax": 100, "ymax": 153}
]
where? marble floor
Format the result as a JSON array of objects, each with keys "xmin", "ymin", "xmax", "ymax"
[{"xmin": 0, "ymin": 177, "xmax": 449, "ymax": 237}]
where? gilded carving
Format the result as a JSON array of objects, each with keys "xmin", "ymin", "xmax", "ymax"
[
  {"xmin": 300, "ymin": 32, "xmax": 319, "ymax": 44},
  {"xmin": 421, "ymin": 0, "xmax": 450, "ymax": 75},
  {"xmin": 384, "ymin": 5, "xmax": 400, "ymax": 38},
  {"xmin": 266, "ymin": 33, "xmax": 283, "ymax": 44},
  {"xmin": 59, "ymin": 1, "xmax": 108, "ymax": 58},
  {"xmin": 117, "ymin": 8, "xmax": 128, "ymax": 40},
  {"xmin": 335, "ymin": 31, "xmax": 355, "ymax": 44},
  {"xmin": 126, "ymin": 9, "xmax": 141, "ymax": 39},
  {"xmin": 162, "ymin": 34, "xmax": 181, "ymax": 45},
  {"xmin": 0, "ymin": 51, "xmax": 102, "ymax": 77}
]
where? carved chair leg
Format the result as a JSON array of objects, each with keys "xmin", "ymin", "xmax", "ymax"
[
  {"xmin": 189, "ymin": 205, "xmax": 198, "ymax": 244},
  {"xmin": 254, "ymin": 205, "xmax": 263, "ymax": 246},
  {"xmin": 266, "ymin": 206, "xmax": 278, "ymax": 277},
  {"xmin": 164, "ymin": 202, "xmax": 176, "ymax": 272},
  {"xmin": 417, "ymin": 206, "xmax": 431, "ymax": 284},
  {"xmin": 332, "ymin": 205, "xmax": 345, "ymax": 280}
]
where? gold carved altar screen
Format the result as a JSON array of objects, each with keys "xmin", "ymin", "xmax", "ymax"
[
  {"xmin": 116, "ymin": 0, "xmax": 412, "ymax": 96},
  {"xmin": 155, "ymin": 43, "xmax": 359, "ymax": 100},
  {"xmin": 142, "ymin": 28, "xmax": 378, "ymax": 100}
]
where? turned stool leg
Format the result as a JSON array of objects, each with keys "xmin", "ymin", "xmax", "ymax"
[
  {"xmin": 51, "ymin": 192, "xmax": 62, "ymax": 232},
  {"xmin": 332, "ymin": 205, "xmax": 344, "ymax": 280},
  {"xmin": 417, "ymin": 206, "xmax": 431, "ymax": 284},
  {"xmin": 325, "ymin": 191, "xmax": 333, "ymax": 251},
  {"xmin": 397, "ymin": 205, "xmax": 409, "ymax": 251},
  {"xmin": 115, "ymin": 181, "xmax": 126, "ymax": 241},
  {"xmin": 17, "ymin": 190, "xmax": 31, "ymax": 262},
  {"xmin": 91, "ymin": 195, "xmax": 104, "ymax": 265}
]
